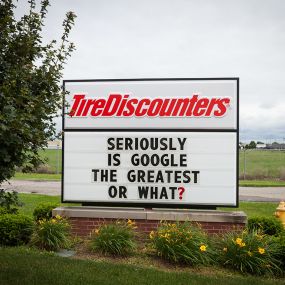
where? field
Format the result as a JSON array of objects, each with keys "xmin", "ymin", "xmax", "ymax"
[
  {"xmin": 17, "ymin": 193, "xmax": 278, "ymax": 218},
  {"xmin": 239, "ymin": 149, "xmax": 285, "ymax": 180},
  {"xmin": 13, "ymin": 149, "xmax": 285, "ymax": 184},
  {"xmin": 37, "ymin": 149, "xmax": 285, "ymax": 179},
  {"xmin": 38, "ymin": 149, "xmax": 62, "ymax": 173}
]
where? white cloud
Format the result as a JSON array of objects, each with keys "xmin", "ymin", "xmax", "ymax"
[{"xmin": 16, "ymin": 0, "xmax": 285, "ymax": 140}]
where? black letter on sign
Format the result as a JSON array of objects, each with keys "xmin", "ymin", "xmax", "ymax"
[
  {"xmin": 108, "ymin": 153, "xmax": 121, "ymax": 166},
  {"xmin": 192, "ymin": 171, "xmax": 200, "ymax": 183},
  {"xmin": 92, "ymin": 169, "xmax": 99, "ymax": 182},
  {"xmin": 108, "ymin": 186, "xmax": 117, "ymax": 198},
  {"xmin": 119, "ymin": 186, "xmax": 127, "ymax": 198},
  {"xmin": 107, "ymin": 138, "xmax": 115, "ymax": 150}
]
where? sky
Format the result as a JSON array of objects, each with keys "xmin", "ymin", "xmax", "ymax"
[{"xmin": 15, "ymin": 0, "xmax": 285, "ymax": 142}]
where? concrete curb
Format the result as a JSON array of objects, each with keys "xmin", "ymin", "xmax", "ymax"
[{"xmin": 53, "ymin": 206, "xmax": 247, "ymax": 223}]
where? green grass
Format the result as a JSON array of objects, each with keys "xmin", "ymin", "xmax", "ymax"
[
  {"xmin": 39, "ymin": 149, "xmax": 62, "ymax": 173},
  {"xmin": 13, "ymin": 172, "xmax": 61, "ymax": 180},
  {"xmin": 12, "ymin": 174, "xmax": 285, "ymax": 187},
  {"xmin": 18, "ymin": 194, "xmax": 79, "ymax": 217},
  {"xmin": 239, "ymin": 180, "xmax": 285, "ymax": 187},
  {"xmin": 12, "ymin": 149, "xmax": 285, "ymax": 187},
  {"xmin": 220, "ymin": 202, "xmax": 278, "ymax": 218},
  {"xmin": 0, "ymin": 247, "xmax": 282, "ymax": 285},
  {"xmin": 12, "ymin": 173, "xmax": 285, "ymax": 187},
  {"xmin": 239, "ymin": 150, "xmax": 285, "ymax": 179},
  {"xmin": 41, "ymin": 149, "xmax": 285, "ymax": 179},
  {"xmin": 38, "ymin": 149, "xmax": 285, "ymax": 179},
  {"xmin": 17, "ymin": 193, "xmax": 277, "ymax": 219}
]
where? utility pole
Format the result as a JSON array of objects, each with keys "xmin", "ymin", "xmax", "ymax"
[
  {"xmin": 56, "ymin": 143, "xmax": 59, "ymax": 174},
  {"xmin": 243, "ymin": 148, "xmax": 246, "ymax": 180}
]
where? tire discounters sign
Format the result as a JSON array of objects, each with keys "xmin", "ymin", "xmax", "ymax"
[{"xmin": 62, "ymin": 78, "xmax": 239, "ymax": 207}]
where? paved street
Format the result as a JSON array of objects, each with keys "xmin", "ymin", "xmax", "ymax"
[
  {"xmin": 1, "ymin": 180, "xmax": 285, "ymax": 202},
  {"xmin": 1, "ymin": 180, "xmax": 61, "ymax": 196}
]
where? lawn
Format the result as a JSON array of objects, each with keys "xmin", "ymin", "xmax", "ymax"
[
  {"xmin": 239, "ymin": 180, "xmax": 285, "ymax": 187},
  {"xmin": 17, "ymin": 193, "xmax": 278, "ymax": 219},
  {"xmin": 0, "ymin": 247, "xmax": 282, "ymax": 285},
  {"xmin": 38, "ymin": 149, "xmax": 62, "ymax": 173},
  {"xmin": 239, "ymin": 149, "xmax": 285, "ymax": 179},
  {"xmin": 39, "ymin": 149, "xmax": 285, "ymax": 179},
  {"xmin": 221, "ymin": 202, "xmax": 278, "ymax": 218},
  {"xmin": 13, "ymin": 172, "xmax": 61, "ymax": 181},
  {"xmin": 12, "ymin": 149, "xmax": 285, "ymax": 187},
  {"xmin": 18, "ymin": 193, "xmax": 79, "ymax": 217}
]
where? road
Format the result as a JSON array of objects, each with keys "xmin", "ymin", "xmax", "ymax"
[
  {"xmin": 1, "ymin": 180, "xmax": 285, "ymax": 202},
  {"xmin": 1, "ymin": 180, "xmax": 60, "ymax": 196}
]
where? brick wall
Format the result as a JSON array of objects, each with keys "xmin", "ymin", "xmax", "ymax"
[{"xmin": 69, "ymin": 217, "xmax": 245, "ymax": 237}]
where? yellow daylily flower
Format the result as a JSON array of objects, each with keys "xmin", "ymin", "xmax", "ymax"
[
  {"xmin": 200, "ymin": 245, "xmax": 207, "ymax": 252},
  {"xmin": 149, "ymin": 231, "xmax": 155, "ymax": 239},
  {"xmin": 235, "ymin": 237, "xmax": 242, "ymax": 246},
  {"xmin": 258, "ymin": 247, "xmax": 265, "ymax": 254}
]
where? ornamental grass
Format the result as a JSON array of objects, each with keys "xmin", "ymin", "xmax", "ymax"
[
  {"xmin": 31, "ymin": 215, "xmax": 70, "ymax": 251},
  {"xmin": 90, "ymin": 219, "xmax": 137, "ymax": 256},
  {"xmin": 149, "ymin": 221, "xmax": 214, "ymax": 265},
  {"xmin": 216, "ymin": 229, "xmax": 283, "ymax": 275}
]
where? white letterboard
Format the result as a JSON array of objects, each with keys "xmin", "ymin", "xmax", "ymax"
[
  {"xmin": 63, "ymin": 131, "xmax": 237, "ymax": 206},
  {"xmin": 62, "ymin": 78, "xmax": 238, "ymax": 207}
]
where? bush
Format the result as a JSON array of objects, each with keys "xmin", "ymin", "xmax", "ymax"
[
  {"xmin": 0, "ymin": 207, "xmax": 10, "ymax": 215},
  {"xmin": 217, "ymin": 229, "xmax": 282, "ymax": 275},
  {"xmin": 33, "ymin": 164, "xmax": 54, "ymax": 174},
  {"xmin": 248, "ymin": 217, "xmax": 284, "ymax": 236},
  {"xmin": 0, "ymin": 214, "xmax": 33, "ymax": 246},
  {"xmin": 279, "ymin": 235, "xmax": 285, "ymax": 273},
  {"xmin": 90, "ymin": 220, "xmax": 137, "ymax": 256},
  {"xmin": 0, "ymin": 189, "xmax": 23, "ymax": 214},
  {"xmin": 31, "ymin": 215, "xmax": 70, "ymax": 251},
  {"xmin": 33, "ymin": 202, "xmax": 59, "ymax": 221},
  {"xmin": 272, "ymin": 231, "xmax": 285, "ymax": 273},
  {"xmin": 150, "ymin": 222, "xmax": 214, "ymax": 265}
]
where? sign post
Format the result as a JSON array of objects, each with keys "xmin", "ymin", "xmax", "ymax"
[{"xmin": 62, "ymin": 78, "xmax": 239, "ymax": 209}]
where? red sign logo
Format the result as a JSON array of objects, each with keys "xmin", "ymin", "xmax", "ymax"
[{"xmin": 69, "ymin": 94, "xmax": 231, "ymax": 118}]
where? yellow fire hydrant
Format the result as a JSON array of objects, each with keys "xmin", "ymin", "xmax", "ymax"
[{"xmin": 275, "ymin": 201, "xmax": 285, "ymax": 228}]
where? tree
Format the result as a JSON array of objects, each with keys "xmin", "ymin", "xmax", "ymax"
[
  {"xmin": 0, "ymin": 0, "xmax": 76, "ymax": 183},
  {"xmin": 245, "ymin": 141, "xmax": 256, "ymax": 149}
]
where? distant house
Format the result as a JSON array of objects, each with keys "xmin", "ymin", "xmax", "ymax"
[
  {"xmin": 239, "ymin": 143, "xmax": 246, "ymax": 149},
  {"xmin": 266, "ymin": 143, "xmax": 285, "ymax": 150},
  {"xmin": 256, "ymin": 143, "xmax": 266, "ymax": 149},
  {"xmin": 47, "ymin": 140, "xmax": 62, "ymax": 149}
]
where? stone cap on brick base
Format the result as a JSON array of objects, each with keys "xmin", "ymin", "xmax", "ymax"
[{"xmin": 53, "ymin": 207, "xmax": 247, "ymax": 224}]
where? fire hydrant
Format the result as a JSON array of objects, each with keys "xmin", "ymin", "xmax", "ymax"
[{"xmin": 275, "ymin": 201, "xmax": 285, "ymax": 228}]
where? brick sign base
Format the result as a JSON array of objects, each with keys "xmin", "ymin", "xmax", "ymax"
[{"xmin": 53, "ymin": 207, "xmax": 247, "ymax": 237}]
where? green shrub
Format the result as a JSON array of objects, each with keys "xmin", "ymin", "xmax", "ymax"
[
  {"xmin": 248, "ymin": 217, "xmax": 284, "ymax": 236},
  {"xmin": 0, "ymin": 214, "xmax": 33, "ymax": 246},
  {"xmin": 31, "ymin": 215, "xmax": 70, "ymax": 251},
  {"xmin": 0, "ymin": 206, "xmax": 10, "ymax": 215},
  {"xmin": 33, "ymin": 202, "xmax": 58, "ymax": 221},
  {"xmin": 217, "ymin": 229, "xmax": 282, "ymax": 275},
  {"xmin": 0, "ymin": 189, "xmax": 23, "ymax": 214},
  {"xmin": 150, "ymin": 222, "xmax": 214, "ymax": 265},
  {"xmin": 90, "ymin": 220, "xmax": 136, "ymax": 256},
  {"xmin": 273, "ymin": 231, "xmax": 285, "ymax": 273}
]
